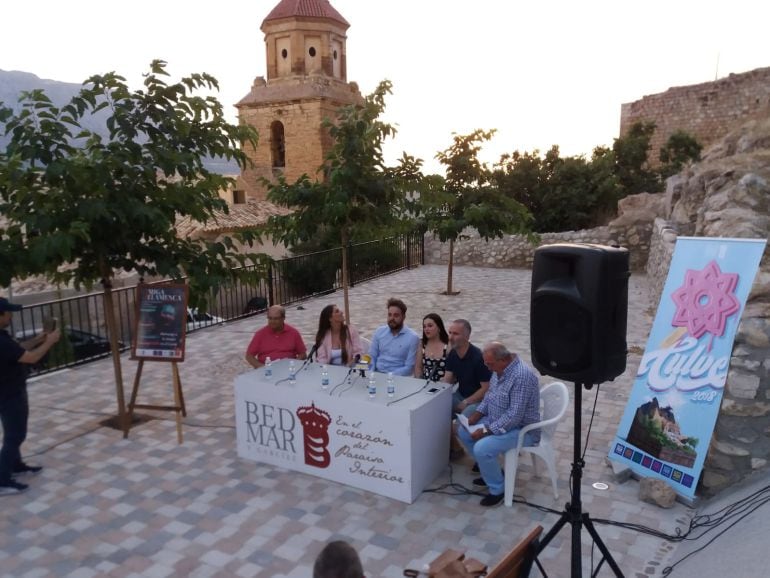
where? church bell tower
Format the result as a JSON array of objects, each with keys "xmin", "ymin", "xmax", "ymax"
[{"xmin": 236, "ymin": 0, "xmax": 364, "ymax": 200}]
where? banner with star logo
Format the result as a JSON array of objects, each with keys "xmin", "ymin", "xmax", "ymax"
[{"xmin": 609, "ymin": 236, "xmax": 766, "ymax": 498}]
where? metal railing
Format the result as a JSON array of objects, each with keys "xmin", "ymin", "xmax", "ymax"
[{"xmin": 11, "ymin": 231, "xmax": 424, "ymax": 376}]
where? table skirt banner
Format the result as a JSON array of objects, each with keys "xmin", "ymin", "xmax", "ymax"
[
  {"xmin": 235, "ymin": 361, "xmax": 451, "ymax": 503},
  {"xmin": 609, "ymin": 236, "xmax": 766, "ymax": 499}
]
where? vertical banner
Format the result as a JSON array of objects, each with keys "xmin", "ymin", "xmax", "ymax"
[{"xmin": 609, "ymin": 237, "xmax": 766, "ymax": 498}]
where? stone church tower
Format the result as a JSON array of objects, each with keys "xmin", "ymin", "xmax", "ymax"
[{"xmin": 235, "ymin": 0, "xmax": 364, "ymax": 201}]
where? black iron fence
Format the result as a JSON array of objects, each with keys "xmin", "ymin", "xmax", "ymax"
[{"xmin": 11, "ymin": 231, "xmax": 424, "ymax": 376}]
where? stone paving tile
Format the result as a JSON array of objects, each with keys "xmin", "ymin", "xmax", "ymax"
[{"xmin": 0, "ymin": 265, "xmax": 694, "ymax": 577}]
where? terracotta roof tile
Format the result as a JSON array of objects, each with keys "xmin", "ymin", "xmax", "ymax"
[{"xmin": 263, "ymin": 0, "xmax": 349, "ymax": 27}]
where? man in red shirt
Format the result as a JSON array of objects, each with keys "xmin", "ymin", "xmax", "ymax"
[{"xmin": 244, "ymin": 305, "xmax": 307, "ymax": 368}]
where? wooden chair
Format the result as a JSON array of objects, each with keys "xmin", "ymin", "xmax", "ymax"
[{"xmin": 485, "ymin": 525, "xmax": 543, "ymax": 578}]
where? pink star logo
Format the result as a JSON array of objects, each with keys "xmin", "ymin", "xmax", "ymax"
[{"xmin": 671, "ymin": 260, "xmax": 740, "ymax": 348}]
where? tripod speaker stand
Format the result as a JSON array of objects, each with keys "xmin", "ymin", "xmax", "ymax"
[
  {"xmin": 529, "ymin": 243, "xmax": 630, "ymax": 576},
  {"xmin": 534, "ymin": 382, "xmax": 624, "ymax": 577}
]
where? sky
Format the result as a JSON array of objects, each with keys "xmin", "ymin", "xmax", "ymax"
[{"xmin": 1, "ymin": 0, "xmax": 768, "ymax": 175}]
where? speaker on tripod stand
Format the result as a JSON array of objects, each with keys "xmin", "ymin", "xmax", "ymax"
[{"xmin": 530, "ymin": 243, "xmax": 630, "ymax": 578}]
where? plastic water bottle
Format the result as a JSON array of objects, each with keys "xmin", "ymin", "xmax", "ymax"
[
  {"xmin": 387, "ymin": 372, "xmax": 395, "ymax": 398},
  {"xmin": 264, "ymin": 357, "xmax": 273, "ymax": 378},
  {"xmin": 368, "ymin": 374, "xmax": 376, "ymax": 399},
  {"xmin": 289, "ymin": 359, "xmax": 297, "ymax": 384},
  {"xmin": 321, "ymin": 365, "xmax": 330, "ymax": 389}
]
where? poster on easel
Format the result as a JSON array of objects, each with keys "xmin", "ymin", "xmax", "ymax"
[
  {"xmin": 608, "ymin": 237, "xmax": 766, "ymax": 499},
  {"xmin": 132, "ymin": 283, "xmax": 189, "ymax": 362}
]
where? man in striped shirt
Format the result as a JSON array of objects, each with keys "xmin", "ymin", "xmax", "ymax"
[{"xmin": 457, "ymin": 341, "xmax": 541, "ymax": 507}]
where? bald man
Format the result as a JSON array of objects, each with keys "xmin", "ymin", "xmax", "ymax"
[{"xmin": 244, "ymin": 305, "xmax": 306, "ymax": 368}]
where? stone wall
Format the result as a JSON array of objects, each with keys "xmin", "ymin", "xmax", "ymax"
[
  {"xmin": 619, "ymin": 66, "xmax": 770, "ymax": 168},
  {"xmin": 424, "ymin": 192, "xmax": 664, "ymax": 272}
]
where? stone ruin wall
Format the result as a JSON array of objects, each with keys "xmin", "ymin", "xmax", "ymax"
[
  {"xmin": 424, "ymin": 215, "xmax": 653, "ymax": 272},
  {"xmin": 619, "ymin": 67, "xmax": 770, "ymax": 168}
]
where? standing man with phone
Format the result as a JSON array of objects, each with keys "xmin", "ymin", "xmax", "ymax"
[{"xmin": 0, "ymin": 297, "xmax": 61, "ymax": 495}]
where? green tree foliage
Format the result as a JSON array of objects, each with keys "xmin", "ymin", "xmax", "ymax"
[
  {"xmin": 261, "ymin": 80, "xmax": 423, "ymax": 321},
  {"xmin": 492, "ymin": 123, "xmax": 702, "ymax": 232},
  {"xmin": 612, "ymin": 121, "xmax": 660, "ymax": 196},
  {"xmin": 492, "ymin": 145, "xmax": 622, "ymax": 233},
  {"xmin": 0, "ymin": 60, "xmax": 267, "ymax": 427},
  {"xmin": 659, "ymin": 130, "xmax": 703, "ymax": 178},
  {"xmin": 420, "ymin": 130, "xmax": 532, "ymax": 294}
]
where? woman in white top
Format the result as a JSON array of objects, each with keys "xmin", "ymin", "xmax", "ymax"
[{"xmin": 314, "ymin": 304, "xmax": 364, "ymax": 366}]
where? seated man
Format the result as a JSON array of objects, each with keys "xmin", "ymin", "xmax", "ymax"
[
  {"xmin": 313, "ymin": 540, "xmax": 365, "ymax": 578},
  {"xmin": 244, "ymin": 305, "xmax": 307, "ymax": 368},
  {"xmin": 368, "ymin": 297, "xmax": 419, "ymax": 376},
  {"xmin": 457, "ymin": 341, "xmax": 540, "ymax": 507},
  {"xmin": 444, "ymin": 319, "xmax": 492, "ymax": 460},
  {"xmin": 444, "ymin": 319, "xmax": 491, "ymax": 416}
]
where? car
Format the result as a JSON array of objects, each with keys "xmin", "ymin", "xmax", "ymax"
[
  {"xmin": 15, "ymin": 326, "xmax": 122, "ymax": 370},
  {"xmin": 243, "ymin": 296, "xmax": 268, "ymax": 315},
  {"xmin": 186, "ymin": 308, "xmax": 225, "ymax": 332}
]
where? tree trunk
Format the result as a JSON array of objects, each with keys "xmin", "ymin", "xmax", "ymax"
[
  {"xmin": 341, "ymin": 230, "xmax": 351, "ymax": 325},
  {"xmin": 446, "ymin": 238, "xmax": 455, "ymax": 295},
  {"xmin": 102, "ymin": 280, "xmax": 128, "ymax": 435}
]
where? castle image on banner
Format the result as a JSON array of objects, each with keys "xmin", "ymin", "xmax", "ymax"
[{"xmin": 626, "ymin": 397, "xmax": 698, "ymax": 468}]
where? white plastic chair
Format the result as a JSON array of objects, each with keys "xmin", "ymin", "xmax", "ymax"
[{"xmin": 503, "ymin": 381, "xmax": 570, "ymax": 507}]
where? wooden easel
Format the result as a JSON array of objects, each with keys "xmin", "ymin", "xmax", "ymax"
[{"xmin": 126, "ymin": 360, "xmax": 187, "ymax": 443}]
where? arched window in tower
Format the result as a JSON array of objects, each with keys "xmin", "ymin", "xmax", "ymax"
[{"xmin": 270, "ymin": 121, "xmax": 286, "ymax": 169}]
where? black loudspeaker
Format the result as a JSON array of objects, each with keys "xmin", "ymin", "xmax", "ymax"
[{"xmin": 530, "ymin": 243, "xmax": 629, "ymax": 384}]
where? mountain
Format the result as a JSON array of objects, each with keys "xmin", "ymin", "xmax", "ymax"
[{"xmin": 0, "ymin": 69, "xmax": 239, "ymax": 174}]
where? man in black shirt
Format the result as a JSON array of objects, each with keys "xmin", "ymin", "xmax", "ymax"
[
  {"xmin": 0, "ymin": 297, "xmax": 60, "ymax": 495},
  {"xmin": 444, "ymin": 319, "xmax": 492, "ymax": 460},
  {"xmin": 445, "ymin": 319, "xmax": 492, "ymax": 414}
]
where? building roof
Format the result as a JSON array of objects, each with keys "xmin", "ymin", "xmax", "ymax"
[
  {"xmin": 175, "ymin": 199, "xmax": 292, "ymax": 238},
  {"xmin": 262, "ymin": 0, "xmax": 349, "ymax": 27}
]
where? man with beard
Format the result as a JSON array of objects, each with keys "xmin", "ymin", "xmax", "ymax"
[{"xmin": 368, "ymin": 298, "xmax": 419, "ymax": 376}]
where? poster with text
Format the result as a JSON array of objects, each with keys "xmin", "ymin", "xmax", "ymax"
[
  {"xmin": 132, "ymin": 283, "xmax": 188, "ymax": 361},
  {"xmin": 609, "ymin": 237, "xmax": 766, "ymax": 498}
]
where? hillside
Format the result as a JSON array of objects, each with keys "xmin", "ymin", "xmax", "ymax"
[{"xmin": 0, "ymin": 69, "xmax": 239, "ymax": 174}]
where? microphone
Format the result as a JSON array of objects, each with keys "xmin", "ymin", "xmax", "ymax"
[
  {"xmin": 297, "ymin": 344, "xmax": 320, "ymax": 374},
  {"xmin": 353, "ymin": 354, "xmax": 371, "ymax": 378},
  {"xmin": 306, "ymin": 343, "xmax": 320, "ymax": 365}
]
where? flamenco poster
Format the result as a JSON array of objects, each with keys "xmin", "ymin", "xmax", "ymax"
[{"xmin": 609, "ymin": 237, "xmax": 766, "ymax": 499}]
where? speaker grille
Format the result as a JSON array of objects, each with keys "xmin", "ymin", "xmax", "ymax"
[{"xmin": 532, "ymin": 294, "xmax": 592, "ymax": 373}]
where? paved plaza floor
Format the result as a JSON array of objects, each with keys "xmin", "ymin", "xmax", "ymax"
[{"xmin": 2, "ymin": 264, "xmax": 702, "ymax": 577}]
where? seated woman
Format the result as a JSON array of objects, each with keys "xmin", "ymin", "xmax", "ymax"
[
  {"xmin": 414, "ymin": 313, "xmax": 449, "ymax": 381},
  {"xmin": 314, "ymin": 304, "xmax": 364, "ymax": 366}
]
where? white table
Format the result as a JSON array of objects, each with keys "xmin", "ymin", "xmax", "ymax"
[{"xmin": 234, "ymin": 358, "xmax": 451, "ymax": 503}]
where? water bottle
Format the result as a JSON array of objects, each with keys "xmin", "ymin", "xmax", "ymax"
[
  {"xmin": 289, "ymin": 359, "xmax": 297, "ymax": 384},
  {"xmin": 387, "ymin": 372, "xmax": 395, "ymax": 398},
  {"xmin": 368, "ymin": 374, "xmax": 376, "ymax": 399},
  {"xmin": 264, "ymin": 357, "xmax": 273, "ymax": 378},
  {"xmin": 321, "ymin": 365, "xmax": 330, "ymax": 389}
]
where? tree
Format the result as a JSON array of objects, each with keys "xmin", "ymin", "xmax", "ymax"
[
  {"xmin": 260, "ymin": 80, "xmax": 423, "ymax": 323},
  {"xmin": 421, "ymin": 130, "xmax": 532, "ymax": 294},
  {"xmin": 659, "ymin": 130, "xmax": 702, "ymax": 178},
  {"xmin": 0, "ymin": 60, "xmax": 267, "ymax": 431},
  {"xmin": 613, "ymin": 121, "xmax": 660, "ymax": 195}
]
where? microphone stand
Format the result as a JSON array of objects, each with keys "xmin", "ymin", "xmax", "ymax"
[{"xmin": 298, "ymin": 344, "xmax": 319, "ymax": 373}]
